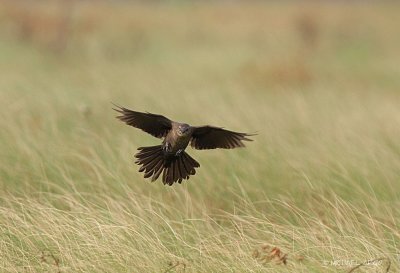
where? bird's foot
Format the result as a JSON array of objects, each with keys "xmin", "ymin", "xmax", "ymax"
[{"xmin": 163, "ymin": 143, "xmax": 172, "ymax": 152}]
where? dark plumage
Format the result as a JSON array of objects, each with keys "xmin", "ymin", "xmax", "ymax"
[{"xmin": 114, "ymin": 105, "xmax": 254, "ymax": 185}]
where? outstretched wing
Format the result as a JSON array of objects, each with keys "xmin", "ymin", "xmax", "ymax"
[
  {"xmin": 113, "ymin": 105, "xmax": 172, "ymax": 138},
  {"xmin": 190, "ymin": 126, "xmax": 254, "ymax": 150}
]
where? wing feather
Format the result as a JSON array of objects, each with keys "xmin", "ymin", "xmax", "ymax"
[
  {"xmin": 191, "ymin": 126, "xmax": 254, "ymax": 150},
  {"xmin": 113, "ymin": 105, "xmax": 172, "ymax": 138}
]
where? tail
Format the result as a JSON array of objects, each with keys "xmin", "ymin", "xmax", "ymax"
[{"xmin": 134, "ymin": 145, "xmax": 200, "ymax": 185}]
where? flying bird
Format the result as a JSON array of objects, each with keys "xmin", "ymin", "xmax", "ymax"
[{"xmin": 114, "ymin": 105, "xmax": 254, "ymax": 185}]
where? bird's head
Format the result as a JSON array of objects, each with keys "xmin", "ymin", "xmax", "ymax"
[{"xmin": 177, "ymin": 123, "xmax": 191, "ymax": 136}]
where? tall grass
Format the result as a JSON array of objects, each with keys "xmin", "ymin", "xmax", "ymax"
[{"xmin": 0, "ymin": 1, "xmax": 399, "ymax": 272}]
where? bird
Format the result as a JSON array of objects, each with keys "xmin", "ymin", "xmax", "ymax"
[{"xmin": 113, "ymin": 105, "xmax": 254, "ymax": 185}]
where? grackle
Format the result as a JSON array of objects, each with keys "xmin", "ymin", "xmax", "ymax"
[{"xmin": 114, "ymin": 105, "xmax": 254, "ymax": 185}]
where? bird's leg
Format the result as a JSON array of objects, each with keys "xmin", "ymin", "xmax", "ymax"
[
  {"xmin": 176, "ymin": 149, "xmax": 183, "ymax": 156},
  {"xmin": 163, "ymin": 142, "xmax": 172, "ymax": 153}
]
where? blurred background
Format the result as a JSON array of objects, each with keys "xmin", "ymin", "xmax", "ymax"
[{"xmin": 2, "ymin": 0, "xmax": 399, "ymax": 99}]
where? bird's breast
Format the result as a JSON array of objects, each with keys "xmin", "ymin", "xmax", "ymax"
[
  {"xmin": 176, "ymin": 135, "xmax": 190, "ymax": 147},
  {"xmin": 164, "ymin": 134, "xmax": 190, "ymax": 155}
]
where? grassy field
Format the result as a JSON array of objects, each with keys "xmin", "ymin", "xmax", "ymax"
[{"xmin": 1, "ymin": 1, "xmax": 400, "ymax": 272}]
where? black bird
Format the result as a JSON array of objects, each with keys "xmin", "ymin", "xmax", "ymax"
[{"xmin": 114, "ymin": 105, "xmax": 254, "ymax": 185}]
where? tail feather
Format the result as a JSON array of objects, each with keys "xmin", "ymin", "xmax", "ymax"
[
  {"xmin": 143, "ymin": 156, "xmax": 163, "ymax": 178},
  {"xmin": 176, "ymin": 160, "xmax": 184, "ymax": 184},
  {"xmin": 176, "ymin": 157, "xmax": 184, "ymax": 181},
  {"xmin": 135, "ymin": 149, "xmax": 160, "ymax": 159},
  {"xmin": 181, "ymin": 152, "xmax": 198, "ymax": 175},
  {"xmin": 134, "ymin": 145, "xmax": 200, "ymax": 185},
  {"xmin": 163, "ymin": 165, "xmax": 170, "ymax": 185},
  {"xmin": 135, "ymin": 153, "xmax": 158, "ymax": 163},
  {"xmin": 184, "ymin": 152, "xmax": 200, "ymax": 168},
  {"xmin": 169, "ymin": 163, "xmax": 176, "ymax": 185},
  {"xmin": 138, "ymin": 155, "xmax": 159, "ymax": 172},
  {"xmin": 144, "ymin": 155, "xmax": 162, "ymax": 171},
  {"xmin": 136, "ymin": 145, "xmax": 160, "ymax": 154},
  {"xmin": 143, "ymin": 169, "xmax": 154, "ymax": 179},
  {"xmin": 163, "ymin": 161, "xmax": 176, "ymax": 185},
  {"xmin": 151, "ymin": 159, "xmax": 164, "ymax": 181},
  {"xmin": 173, "ymin": 160, "xmax": 180, "ymax": 184},
  {"xmin": 137, "ymin": 151, "xmax": 160, "ymax": 165},
  {"xmin": 179, "ymin": 156, "xmax": 190, "ymax": 179}
]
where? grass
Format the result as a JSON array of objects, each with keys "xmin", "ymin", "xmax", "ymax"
[{"xmin": 0, "ymin": 1, "xmax": 400, "ymax": 272}]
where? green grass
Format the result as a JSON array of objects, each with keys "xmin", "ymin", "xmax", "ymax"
[{"xmin": 0, "ymin": 1, "xmax": 400, "ymax": 272}]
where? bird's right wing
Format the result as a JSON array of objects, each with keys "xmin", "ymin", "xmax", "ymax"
[{"xmin": 113, "ymin": 105, "xmax": 172, "ymax": 138}]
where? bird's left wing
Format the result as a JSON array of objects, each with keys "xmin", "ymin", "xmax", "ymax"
[
  {"xmin": 190, "ymin": 126, "xmax": 254, "ymax": 150},
  {"xmin": 113, "ymin": 105, "xmax": 172, "ymax": 138}
]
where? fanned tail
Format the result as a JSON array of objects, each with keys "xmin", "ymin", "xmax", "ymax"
[{"xmin": 134, "ymin": 145, "xmax": 200, "ymax": 185}]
